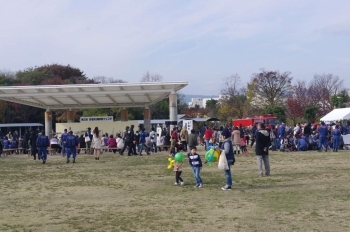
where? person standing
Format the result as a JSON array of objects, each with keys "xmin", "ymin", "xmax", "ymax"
[
  {"xmin": 204, "ymin": 127, "xmax": 213, "ymax": 151},
  {"xmin": 78, "ymin": 134, "xmax": 86, "ymax": 154},
  {"xmin": 84, "ymin": 127, "xmax": 93, "ymax": 155},
  {"xmin": 232, "ymin": 127, "xmax": 241, "ymax": 154},
  {"xmin": 317, "ymin": 122, "xmax": 328, "ymax": 152},
  {"xmin": 120, "ymin": 126, "xmax": 130, "ymax": 156},
  {"xmin": 173, "ymin": 160, "xmax": 184, "ymax": 186},
  {"xmin": 187, "ymin": 129, "xmax": 198, "ymax": 151},
  {"xmin": 65, "ymin": 131, "xmax": 79, "ymax": 163},
  {"xmin": 188, "ymin": 146, "xmax": 203, "ymax": 188},
  {"xmin": 180, "ymin": 127, "xmax": 189, "ymax": 152},
  {"xmin": 170, "ymin": 127, "xmax": 178, "ymax": 152},
  {"xmin": 36, "ymin": 130, "xmax": 50, "ymax": 164},
  {"xmin": 149, "ymin": 128, "xmax": 157, "ymax": 153},
  {"xmin": 29, "ymin": 130, "xmax": 38, "ymax": 160},
  {"xmin": 250, "ymin": 123, "xmax": 258, "ymax": 147},
  {"xmin": 220, "ymin": 128, "xmax": 235, "ymax": 190},
  {"xmin": 61, "ymin": 129, "xmax": 69, "ymax": 157},
  {"xmin": 255, "ymin": 123, "xmax": 271, "ymax": 177},
  {"xmin": 92, "ymin": 127, "xmax": 102, "ymax": 160},
  {"xmin": 128, "ymin": 125, "xmax": 137, "ymax": 155},
  {"xmin": 332, "ymin": 125, "xmax": 341, "ymax": 152},
  {"xmin": 139, "ymin": 129, "xmax": 150, "ymax": 155}
]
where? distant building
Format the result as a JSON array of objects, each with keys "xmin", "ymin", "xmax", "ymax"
[{"xmin": 188, "ymin": 95, "xmax": 225, "ymax": 108}]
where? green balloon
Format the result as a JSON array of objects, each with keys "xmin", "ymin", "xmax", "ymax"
[{"xmin": 174, "ymin": 152, "xmax": 184, "ymax": 162}]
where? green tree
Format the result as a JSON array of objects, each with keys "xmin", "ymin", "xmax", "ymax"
[
  {"xmin": 304, "ymin": 106, "xmax": 318, "ymax": 123},
  {"xmin": 264, "ymin": 106, "xmax": 286, "ymax": 123},
  {"xmin": 331, "ymin": 90, "xmax": 350, "ymax": 108}
]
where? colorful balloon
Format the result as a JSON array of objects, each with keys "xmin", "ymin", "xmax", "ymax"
[
  {"xmin": 205, "ymin": 147, "xmax": 220, "ymax": 166},
  {"xmin": 167, "ymin": 157, "xmax": 175, "ymax": 169},
  {"xmin": 174, "ymin": 152, "xmax": 184, "ymax": 162}
]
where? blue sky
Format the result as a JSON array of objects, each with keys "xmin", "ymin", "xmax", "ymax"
[{"xmin": 1, "ymin": 0, "xmax": 349, "ymax": 95}]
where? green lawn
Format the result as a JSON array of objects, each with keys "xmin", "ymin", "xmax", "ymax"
[{"xmin": 0, "ymin": 147, "xmax": 350, "ymax": 232}]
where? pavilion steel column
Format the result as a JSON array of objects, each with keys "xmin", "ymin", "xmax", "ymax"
[
  {"xmin": 169, "ymin": 90, "xmax": 178, "ymax": 131},
  {"xmin": 66, "ymin": 110, "xmax": 74, "ymax": 123},
  {"xmin": 144, "ymin": 107, "xmax": 151, "ymax": 132},
  {"xmin": 121, "ymin": 108, "xmax": 128, "ymax": 121},
  {"xmin": 45, "ymin": 109, "xmax": 52, "ymax": 138}
]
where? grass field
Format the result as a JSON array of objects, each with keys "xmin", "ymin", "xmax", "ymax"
[{"xmin": 0, "ymin": 147, "xmax": 350, "ymax": 232}]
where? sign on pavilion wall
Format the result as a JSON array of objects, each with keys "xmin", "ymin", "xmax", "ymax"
[{"xmin": 80, "ymin": 116, "xmax": 113, "ymax": 122}]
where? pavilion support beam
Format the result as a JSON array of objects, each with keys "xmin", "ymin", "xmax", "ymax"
[
  {"xmin": 45, "ymin": 109, "xmax": 52, "ymax": 138},
  {"xmin": 66, "ymin": 110, "xmax": 74, "ymax": 123},
  {"xmin": 169, "ymin": 90, "xmax": 178, "ymax": 131},
  {"xmin": 121, "ymin": 108, "xmax": 128, "ymax": 121},
  {"xmin": 144, "ymin": 107, "xmax": 151, "ymax": 132}
]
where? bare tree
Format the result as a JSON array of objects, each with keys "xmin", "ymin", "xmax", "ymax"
[
  {"xmin": 311, "ymin": 73, "xmax": 343, "ymax": 96},
  {"xmin": 93, "ymin": 76, "xmax": 127, "ymax": 84},
  {"xmin": 249, "ymin": 69, "xmax": 293, "ymax": 107},
  {"xmin": 141, "ymin": 71, "xmax": 163, "ymax": 82},
  {"xmin": 219, "ymin": 74, "xmax": 248, "ymax": 119}
]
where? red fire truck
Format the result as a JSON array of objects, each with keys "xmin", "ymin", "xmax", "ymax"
[{"xmin": 232, "ymin": 114, "xmax": 280, "ymax": 127}]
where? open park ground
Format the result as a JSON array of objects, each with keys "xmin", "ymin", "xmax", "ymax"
[{"xmin": 1, "ymin": 147, "xmax": 350, "ymax": 232}]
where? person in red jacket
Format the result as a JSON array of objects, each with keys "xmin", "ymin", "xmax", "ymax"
[
  {"xmin": 171, "ymin": 127, "xmax": 178, "ymax": 152},
  {"xmin": 204, "ymin": 127, "xmax": 213, "ymax": 151},
  {"xmin": 108, "ymin": 134, "xmax": 117, "ymax": 154}
]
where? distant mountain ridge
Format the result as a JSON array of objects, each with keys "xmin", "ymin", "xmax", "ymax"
[{"xmin": 182, "ymin": 94, "xmax": 219, "ymax": 103}]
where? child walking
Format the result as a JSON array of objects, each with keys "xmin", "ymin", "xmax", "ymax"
[
  {"xmin": 188, "ymin": 146, "xmax": 203, "ymax": 188},
  {"xmin": 174, "ymin": 161, "xmax": 184, "ymax": 186},
  {"xmin": 240, "ymin": 136, "xmax": 248, "ymax": 154}
]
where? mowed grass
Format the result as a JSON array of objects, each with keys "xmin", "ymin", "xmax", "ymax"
[{"xmin": 0, "ymin": 147, "xmax": 350, "ymax": 232}]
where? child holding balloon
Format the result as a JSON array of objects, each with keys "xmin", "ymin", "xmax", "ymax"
[
  {"xmin": 174, "ymin": 160, "xmax": 184, "ymax": 186},
  {"xmin": 172, "ymin": 152, "xmax": 185, "ymax": 186}
]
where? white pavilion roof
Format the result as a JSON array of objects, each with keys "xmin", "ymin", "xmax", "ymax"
[{"xmin": 0, "ymin": 82, "xmax": 188, "ymax": 109}]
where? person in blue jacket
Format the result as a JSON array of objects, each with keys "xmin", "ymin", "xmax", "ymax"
[
  {"xmin": 278, "ymin": 123, "xmax": 286, "ymax": 139},
  {"xmin": 332, "ymin": 125, "xmax": 341, "ymax": 152},
  {"xmin": 36, "ymin": 131, "xmax": 50, "ymax": 164},
  {"xmin": 297, "ymin": 136, "xmax": 307, "ymax": 151},
  {"xmin": 317, "ymin": 121, "xmax": 328, "ymax": 152},
  {"xmin": 65, "ymin": 131, "xmax": 79, "ymax": 163},
  {"xmin": 343, "ymin": 121, "xmax": 350, "ymax": 135},
  {"xmin": 3, "ymin": 136, "xmax": 10, "ymax": 149},
  {"xmin": 188, "ymin": 146, "xmax": 203, "ymax": 188},
  {"xmin": 139, "ymin": 128, "xmax": 150, "ymax": 155},
  {"xmin": 61, "ymin": 129, "xmax": 69, "ymax": 157}
]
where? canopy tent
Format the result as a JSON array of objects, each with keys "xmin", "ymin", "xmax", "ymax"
[{"xmin": 320, "ymin": 108, "xmax": 350, "ymax": 122}]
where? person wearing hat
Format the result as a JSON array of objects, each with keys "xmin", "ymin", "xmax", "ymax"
[
  {"xmin": 255, "ymin": 123, "xmax": 271, "ymax": 177},
  {"xmin": 65, "ymin": 131, "xmax": 79, "ymax": 163},
  {"xmin": 220, "ymin": 128, "xmax": 235, "ymax": 190},
  {"xmin": 61, "ymin": 129, "xmax": 69, "ymax": 157},
  {"xmin": 317, "ymin": 121, "xmax": 328, "ymax": 152},
  {"xmin": 36, "ymin": 130, "xmax": 50, "ymax": 164}
]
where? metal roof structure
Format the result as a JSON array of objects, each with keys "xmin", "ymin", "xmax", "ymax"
[
  {"xmin": 0, "ymin": 82, "xmax": 188, "ymax": 109},
  {"xmin": 0, "ymin": 123, "xmax": 44, "ymax": 128}
]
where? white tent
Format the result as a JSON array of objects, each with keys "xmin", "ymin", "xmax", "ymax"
[{"xmin": 320, "ymin": 108, "xmax": 350, "ymax": 122}]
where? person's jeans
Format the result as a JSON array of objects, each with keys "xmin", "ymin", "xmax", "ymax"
[
  {"xmin": 191, "ymin": 166, "xmax": 203, "ymax": 185},
  {"xmin": 224, "ymin": 161, "xmax": 233, "ymax": 186},
  {"xmin": 333, "ymin": 137, "xmax": 340, "ymax": 149},
  {"xmin": 38, "ymin": 147, "xmax": 47, "ymax": 161},
  {"xmin": 271, "ymin": 138, "xmax": 277, "ymax": 150},
  {"xmin": 61, "ymin": 143, "xmax": 66, "ymax": 155},
  {"xmin": 140, "ymin": 143, "xmax": 149, "ymax": 154},
  {"xmin": 66, "ymin": 147, "xmax": 77, "ymax": 159},
  {"xmin": 86, "ymin": 141, "xmax": 93, "ymax": 154},
  {"xmin": 318, "ymin": 136, "xmax": 328, "ymax": 150},
  {"xmin": 257, "ymin": 155, "xmax": 270, "ymax": 176},
  {"xmin": 181, "ymin": 141, "xmax": 187, "ymax": 151},
  {"xmin": 205, "ymin": 140, "xmax": 210, "ymax": 151},
  {"xmin": 151, "ymin": 142, "xmax": 157, "ymax": 153}
]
